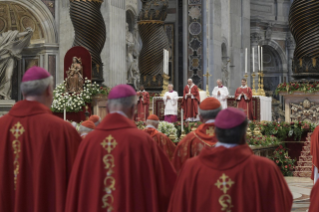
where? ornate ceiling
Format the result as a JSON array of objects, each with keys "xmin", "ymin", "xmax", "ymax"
[{"xmin": 0, "ymin": 2, "xmax": 44, "ymax": 40}]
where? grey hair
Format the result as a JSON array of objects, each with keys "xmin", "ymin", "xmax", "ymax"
[
  {"xmin": 168, "ymin": 83, "xmax": 174, "ymax": 88},
  {"xmin": 217, "ymin": 79, "xmax": 222, "ymax": 82},
  {"xmin": 107, "ymin": 95, "xmax": 137, "ymax": 110},
  {"xmin": 21, "ymin": 76, "xmax": 53, "ymax": 96},
  {"xmin": 199, "ymin": 107, "xmax": 222, "ymax": 120},
  {"xmin": 79, "ymin": 125, "xmax": 93, "ymax": 133},
  {"xmin": 188, "ymin": 78, "xmax": 193, "ymax": 81},
  {"xmin": 146, "ymin": 119, "xmax": 159, "ymax": 127}
]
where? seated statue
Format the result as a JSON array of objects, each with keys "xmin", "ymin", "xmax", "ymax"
[{"xmin": 66, "ymin": 57, "xmax": 84, "ymax": 93}]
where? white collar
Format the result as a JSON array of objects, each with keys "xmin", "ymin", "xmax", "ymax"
[
  {"xmin": 205, "ymin": 119, "xmax": 215, "ymax": 124},
  {"xmin": 146, "ymin": 124, "xmax": 157, "ymax": 129},
  {"xmin": 241, "ymin": 85, "xmax": 247, "ymax": 88},
  {"xmin": 188, "ymin": 84, "xmax": 194, "ymax": 89},
  {"xmin": 110, "ymin": 111, "xmax": 128, "ymax": 118},
  {"xmin": 215, "ymin": 142, "xmax": 239, "ymax": 149},
  {"xmin": 81, "ymin": 132, "xmax": 88, "ymax": 137}
]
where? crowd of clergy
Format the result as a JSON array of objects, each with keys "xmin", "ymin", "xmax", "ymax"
[{"xmin": 2, "ymin": 66, "xmax": 319, "ymax": 212}]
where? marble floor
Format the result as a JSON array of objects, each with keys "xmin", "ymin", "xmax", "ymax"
[{"xmin": 286, "ymin": 177, "xmax": 313, "ymax": 212}]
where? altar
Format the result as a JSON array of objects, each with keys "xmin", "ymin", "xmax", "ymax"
[{"xmin": 152, "ymin": 96, "xmax": 272, "ymax": 121}]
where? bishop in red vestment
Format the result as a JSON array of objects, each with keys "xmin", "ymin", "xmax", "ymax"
[
  {"xmin": 173, "ymin": 97, "xmax": 221, "ymax": 172},
  {"xmin": 65, "ymin": 84, "xmax": 176, "ymax": 212},
  {"xmin": 79, "ymin": 120, "xmax": 95, "ymax": 139},
  {"xmin": 309, "ymin": 180, "xmax": 319, "ymax": 211},
  {"xmin": 235, "ymin": 78, "xmax": 254, "ymax": 120},
  {"xmin": 182, "ymin": 79, "xmax": 200, "ymax": 121},
  {"xmin": 144, "ymin": 114, "xmax": 176, "ymax": 161},
  {"xmin": 168, "ymin": 108, "xmax": 293, "ymax": 212},
  {"xmin": 311, "ymin": 125, "xmax": 319, "ymax": 183},
  {"xmin": 136, "ymin": 85, "xmax": 149, "ymax": 121},
  {"xmin": 0, "ymin": 67, "xmax": 81, "ymax": 212}
]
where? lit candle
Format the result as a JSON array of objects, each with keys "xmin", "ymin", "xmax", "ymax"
[
  {"xmin": 252, "ymin": 47, "xmax": 255, "ymax": 73},
  {"xmin": 245, "ymin": 48, "xmax": 247, "ymax": 73}
]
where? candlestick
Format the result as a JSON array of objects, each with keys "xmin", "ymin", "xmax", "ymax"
[
  {"xmin": 181, "ymin": 109, "xmax": 184, "ymax": 132},
  {"xmin": 252, "ymin": 47, "xmax": 255, "ymax": 72},
  {"xmin": 64, "ymin": 106, "xmax": 66, "ymax": 121},
  {"xmin": 245, "ymin": 48, "xmax": 247, "ymax": 73},
  {"xmin": 261, "ymin": 46, "xmax": 263, "ymax": 71},
  {"xmin": 258, "ymin": 45, "xmax": 260, "ymax": 71},
  {"xmin": 251, "ymin": 72, "xmax": 257, "ymax": 96}
]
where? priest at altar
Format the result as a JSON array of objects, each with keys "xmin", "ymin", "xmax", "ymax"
[
  {"xmin": 182, "ymin": 79, "xmax": 200, "ymax": 121},
  {"xmin": 168, "ymin": 108, "xmax": 293, "ymax": 212},
  {"xmin": 163, "ymin": 84, "xmax": 178, "ymax": 123},
  {"xmin": 136, "ymin": 85, "xmax": 149, "ymax": 121},
  {"xmin": 65, "ymin": 84, "xmax": 176, "ymax": 212},
  {"xmin": 172, "ymin": 97, "xmax": 221, "ymax": 172},
  {"xmin": 144, "ymin": 114, "xmax": 176, "ymax": 161},
  {"xmin": 235, "ymin": 78, "xmax": 253, "ymax": 120},
  {"xmin": 212, "ymin": 79, "xmax": 229, "ymax": 109},
  {"xmin": 0, "ymin": 67, "xmax": 82, "ymax": 212}
]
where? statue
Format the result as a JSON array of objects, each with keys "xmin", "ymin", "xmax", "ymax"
[
  {"xmin": 0, "ymin": 28, "xmax": 33, "ymax": 100},
  {"xmin": 126, "ymin": 23, "xmax": 140, "ymax": 89},
  {"xmin": 66, "ymin": 57, "xmax": 84, "ymax": 93}
]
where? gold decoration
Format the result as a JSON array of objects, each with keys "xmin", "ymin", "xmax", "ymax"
[
  {"xmin": 138, "ymin": 20, "xmax": 164, "ymax": 25},
  {"xmin": 101, "ymin": 135, "xmax": 117, "ymax": 210},
  {"xmin": 251, "ymin": 72, "xmax": 257, "ymax": 96},
  {"xmin": 203, "ymin": 72, "xmax": 212, "ymax": 97},
  {"xmin": 160, "ymin": 74, "xmax": 170, "ymax": 97},
  {"xmin": 10, "ymin": 122, "xmax": 25, "ymax": 190},
  {"xmin": 206, "ymin": 127, "xmax": 215, "ymax": 136},
  {"xmin": 71, "ymin": 0, "xmax": 104, "ymax": 3},
  {"xmin": 215, "ymin": 173, "xmax": 235, "ymax": 212},
  {"xmin": 257, "ymin": 71, "xmax": 265, "ymax": 96},
  {"xmin": 180, "ymin": 130, "xmax": 186, "ymax": 140},
  {"xmin": 244, "ymin": 73, "xmax": 248, "ymax": 82}
]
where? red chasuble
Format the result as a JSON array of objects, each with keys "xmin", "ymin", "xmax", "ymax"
[
  {"xmin": 309, "ymin": 181, "xmax": 319, "ymax": 211},
  {"xmin": 0, "ymin": 100, "xmax": 81, "ymax": 212},
  {"xmin": 144, "ymin": 127, "xmax": 176, "ymax": 161},
  {"xmin": 311, "ymin": 126, "xmax": 319, "ymax": 180},
  {"xmin": 172, "ymin": 123, "xmax": 217, "ymax": 172},
  {"xmin": 136, "ymin": 91, "xmax": 149, "ymax": 121},
  {"xmin": 168, "ymin": 144, "xmax": 293, "ymax": 212},
  {"xmin": 182, "ymin": 84, "xmax": 200, "ymax": 120},
  {"xmin": 235, "ymin": 86, "xmax": 254, "ymax": 120},
  {"xmin": 65, "ymin": 113, "xmax": 176, "ymax": 212}
]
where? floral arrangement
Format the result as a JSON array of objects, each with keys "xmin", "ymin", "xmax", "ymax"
[
  {"xmin": 136, "ymin": 121, "xmax": 146, "ymax": 130},
  {"xmin": 174, "ymin": 121, "xmax": 201, "ymax": 137},
  {"xmin": 158, "ymin": 121, "xmax": 178, "ymax": 142},
  {"xmin": 270, "ymin": 145, "xmax": 296, "ymax": 176},
  {"xmin": 51, "ymin": 78, "xmax": 108, "ymax": 113},
  {"xmin": 275, "ymin": 81, "xmax": 319, "ymax": 94},
  {"xmin": 247, "ymin": 134, "xmax": 280, "ymax": 147}
]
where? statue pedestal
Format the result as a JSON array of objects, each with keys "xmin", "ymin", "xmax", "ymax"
[
  {"xmin": 91, "ymin": 94, "xmax": 108, "ymax": 120},
  {"xmin": 279, "ymin": 92, "xmax": 319, "ymax": 123},
  {"xmin": 0, "ymin": 100, "xmax": 15, "ymax": 115}
]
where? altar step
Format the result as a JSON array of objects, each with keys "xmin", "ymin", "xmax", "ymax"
[{"xmin": 293, "ymin": 133, "xmax": 312, "ymax": 178}]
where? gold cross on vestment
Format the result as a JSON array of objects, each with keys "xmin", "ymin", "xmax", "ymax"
[
  {"xmin": 101, "ymin": 135, "xmax": 118, "ymax": 153},
  {"xmin": 10, "ymin": 122, "xmax": 25, "ymax": 139},
  {"xmin": 215, "ymin": 173, "xmax": 235, "ymax": 194},
  {"xmin": 206, "ymin": 127, "xmax": 215, "ymax": 136}
]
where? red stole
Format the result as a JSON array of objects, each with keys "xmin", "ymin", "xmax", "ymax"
[{"xmin": 235, "ymin": 86, "xmax": 254, "ymax": 120}]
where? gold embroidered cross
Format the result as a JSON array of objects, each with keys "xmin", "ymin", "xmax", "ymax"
[
  {"xmin": 206, "ymin": 127, "xmax": 215, "ymax": 136},
  {"xmin": 10, "ymin": 122, "xmax": 25, "ymax": 139},
  {"xmin": 215, "ymin": 174, "xmax": 235, "ymax": 194},
  {"xmin": 101, "ymin": 135, "xmax": 118, "ymax": 153}
]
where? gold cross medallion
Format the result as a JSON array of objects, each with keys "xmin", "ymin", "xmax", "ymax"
[
  {"xmin": 101, "ymin": 135, "xmax": 118, "ymax": 154},
  {"xmin": 206, "ymin": 127, "xmax": 215, "ymax": 136},
  {"xmin": 215, "ymin": 173, "xmax": 235, "ymax": 194},
  {"xmin": 10, "ymin": 122, "xmax": 25, "ymax": 139}
]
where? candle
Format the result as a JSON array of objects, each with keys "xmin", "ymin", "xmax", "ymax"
[
  {"xmin": 245, "ymin": 48, "xmax": 247, "ymax": 73},
  {"xmin": 258, "ymin": 46, "xmax": 260, "ymax": 71},
  {"xmin": 64, "ymin": 106, "xmax": 66, "ymax": 121},
  {"xmin": 181, "ymin": 109, "xmax": 184, "ymax": 132},
  {"xmin": 252, "ymin": 47, "xmax": 255, "ymax": 73},
  {"xmin": 261, "ymin": 46, "xmax": 263, "ymax": 71}
]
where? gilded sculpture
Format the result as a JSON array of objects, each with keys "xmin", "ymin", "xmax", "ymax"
[
  {"xmin": 290, "ymin": 98, "xmax": 319, "ymax": 123},
  {"xmin": 66, "ymin": 57, "xmax": 84, "ymax": 93}
]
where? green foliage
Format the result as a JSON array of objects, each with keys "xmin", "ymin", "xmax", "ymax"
[{"xmin": 270, "ymin": 145, "xmax": 296, "ymax": 176}]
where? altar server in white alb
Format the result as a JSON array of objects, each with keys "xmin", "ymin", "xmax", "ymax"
[
  {"xmin": 212, "ymin": 79, "xmax": 229, "ymax": 109},
  {"xmin": 163, "ymin": 84, "xmax": 179, "ymax": 123}
]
